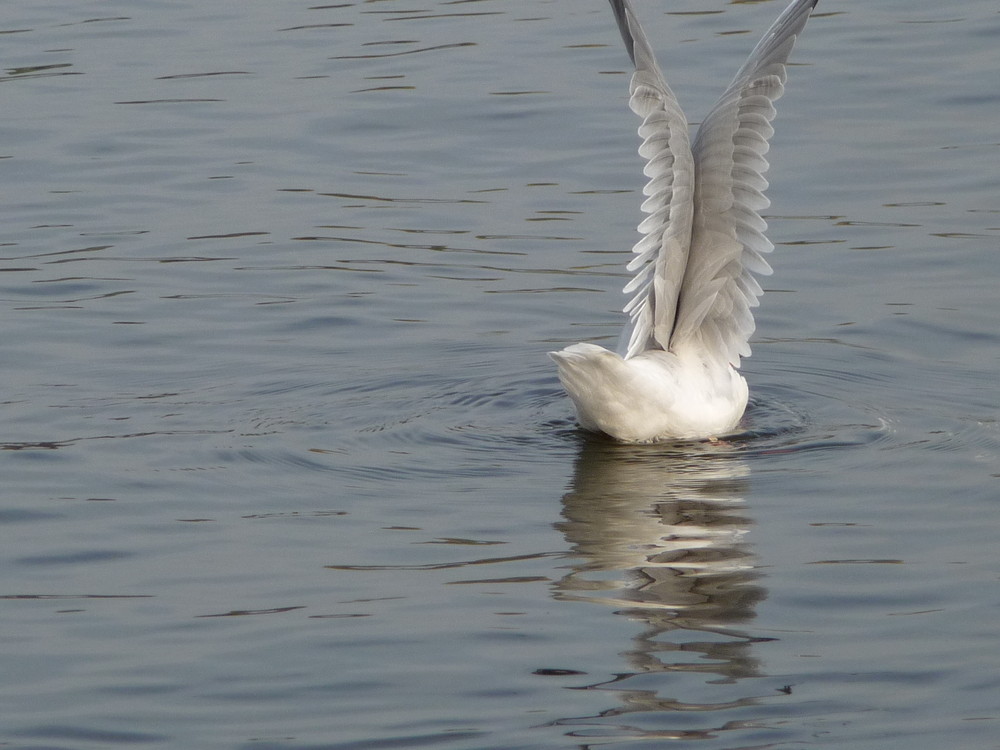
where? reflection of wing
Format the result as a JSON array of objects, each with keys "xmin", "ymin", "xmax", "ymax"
[
  {"xmin": 609, "ymin": 0, "xmax": 695, "ymax": 359},
  {"xmin": 671, "ymin": 0, "xmax": 820, "ymax": 367}
]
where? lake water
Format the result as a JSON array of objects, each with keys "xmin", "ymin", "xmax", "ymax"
[{"xmin": 2, "ymin": 1, "xmax": 998, "ymax": 748}]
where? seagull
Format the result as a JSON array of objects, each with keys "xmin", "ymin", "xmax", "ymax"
[{"xmin": 550, "ymin": 0, "xmax": 819, "ymax": 443}]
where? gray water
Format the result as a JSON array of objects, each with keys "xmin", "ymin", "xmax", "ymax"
[{"xmin": 2, "ymin": 1, "xmax": 999, "ymax": 748}]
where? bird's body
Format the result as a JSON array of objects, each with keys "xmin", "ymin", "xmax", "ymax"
[
  {"xmin": 552, "ymin": 342, "xmax": 748, "ymax": 442},
  {"xmin": 550, "ymin": 0, "xmax": 819, "ymax": 443}
]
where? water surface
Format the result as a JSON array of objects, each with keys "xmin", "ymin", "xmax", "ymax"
[{"xmin": 2, "ymin": 1, "xmax": 999, "ymax": 748}]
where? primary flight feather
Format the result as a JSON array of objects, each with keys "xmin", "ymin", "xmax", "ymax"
[{"xmin": 550, "ymin": 0, "xmax": 818, "ymax": 442}]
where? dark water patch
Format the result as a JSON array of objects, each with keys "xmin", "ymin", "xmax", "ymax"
[
  {"xmin": 0, "ymin": 594, "xmax": 153, "ymax": 600},
  {"xmin": 242, "ymin": 510, "xmax": 348, "ymax": 521},
  {"xmin": 327, "ymin": 550, "xmax": 563, "ymax": 573},
  {"xmin": 0, "ymin": 508, "xmax": 62, "ymax": 523},
  {"xmin": 237, "ymin": 731, "xmax": 489, "ymax": 750},
  {"xmin": 13, "ymin": 724, "xmax": 167, "ymax": 745},
  {"xmin": 196, "ymin": 606, "xmax": 306, "ymax": 618},
  {"xmin": 16, "ymin": 549, "xmax": 135, "ymax": 567},
  {"xmin": 3, "ymin": 429, "xmax": 233, "ymax": 453}
]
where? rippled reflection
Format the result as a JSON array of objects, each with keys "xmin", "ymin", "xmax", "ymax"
[{"xmin": 551, "ymin": 438, "xmax": 773, "ymax": 743}]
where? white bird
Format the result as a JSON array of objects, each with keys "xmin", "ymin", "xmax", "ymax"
[{"xmin": 550, "ymin": 0, "xmax": 818, "ymax": 443}]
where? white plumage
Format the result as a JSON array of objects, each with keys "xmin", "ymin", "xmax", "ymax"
[{"xmin": 550, "ymin": 0, "xmax": 818, "ymax": 442}]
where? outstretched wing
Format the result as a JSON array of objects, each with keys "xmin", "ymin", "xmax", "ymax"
[
  {"xmin": 609, "ymin": 0, "xmax": 696, "ymax": 360},
  {"xmin": 670, "ymin": 0, "xmax": 819, "ymax": 366}
]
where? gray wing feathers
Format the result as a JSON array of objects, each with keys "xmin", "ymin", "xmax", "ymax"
[
  {"xmin": 610, "ymin": 0, "xmax": 696, "ymax": 359},
  {"xmin": 670, "ymin": 0, "xmax": 818, "ymax": 366}
]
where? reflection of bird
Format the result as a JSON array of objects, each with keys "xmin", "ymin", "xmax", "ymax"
[
  {"xmin": 556, "ymin": 440, "xmax": 761, "ymax": 618},
  {"xmin": 550, "ymin": 0, "xmax": 819, "ymax": 442},
  {"xmin": 555, "ymin": 439, "xmax": 767, "ymax": 686}
]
